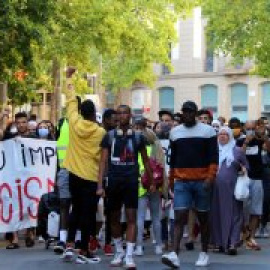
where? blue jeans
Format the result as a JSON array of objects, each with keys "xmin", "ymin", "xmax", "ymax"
[
  {"xmin": 174, "ymin": 181, "xmax": 211, "ymax": 212},
  {"xmin": 137, "ymin": 192, "xmax": 162, "ymax": 246}
]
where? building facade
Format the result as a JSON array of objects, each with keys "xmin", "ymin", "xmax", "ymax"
[{"xmin": 116, "ymin": 7, "xmax": 270, "ymax": 122}]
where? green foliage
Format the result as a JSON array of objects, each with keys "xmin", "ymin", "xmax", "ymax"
[
  {"xmin": 1, "ymin": 0, "xmax": 200, "ymax": 105},
  {"xmin": 203, "ymin": 0, "xmax": 270, "ymax": 76}
]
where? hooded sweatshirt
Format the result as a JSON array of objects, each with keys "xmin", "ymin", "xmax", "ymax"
[{"xmin": 63, "ymin": 89, "xmax": 105, "ymax": 181}]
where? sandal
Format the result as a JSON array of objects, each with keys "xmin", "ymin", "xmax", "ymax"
[
  {"xmin": 6, "ymin": 243, "xmax": 20, "ymax": 249},
  {"xmin": 246, "ymin": 238, "xmax": 261, "ymax": 251}
]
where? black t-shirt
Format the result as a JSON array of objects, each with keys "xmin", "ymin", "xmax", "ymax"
[
  {"xmin": 101, "ymin": 129, "xmax": 146, "ymax": 178},
  {"xmin": 237, "ymin": 137, "xmax": 264, "ymax": 179}
]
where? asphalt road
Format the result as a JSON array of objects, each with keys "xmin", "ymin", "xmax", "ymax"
[{"xmin": 1, "ymin": 239, "xmax": 270, "ymax": 270}]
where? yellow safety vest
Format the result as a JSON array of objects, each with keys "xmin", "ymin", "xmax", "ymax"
[
  {"xmin": 138, "ymin": 146, "xmax": 152, "ymax": 197},
  {"xmin": 57, "ymin": 119, "xmax": 69, "ymax": 168}
]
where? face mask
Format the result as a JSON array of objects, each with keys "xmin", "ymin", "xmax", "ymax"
[
  {"xmin": 232, "ymin": 128, "xmax": 241, "ymax": 137},
  {"xmin": 246, "ymin": 130, "xmax": 255, "ymax": 137},
  {"xmin": 38, "ymin": 128, "xmax": 49, "ymax": 138},
  {"xmin": 10, "ymin": 127, "xmax": 18, "ymax": 134}
]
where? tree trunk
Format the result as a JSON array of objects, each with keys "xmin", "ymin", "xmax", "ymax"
[
  {"xmin": 50, "ymin": 59, "xmax": 62, "ymax": 125},
  {"xmin": 0, "ymin": 82, "xmax": 7, "ymax": 129}
]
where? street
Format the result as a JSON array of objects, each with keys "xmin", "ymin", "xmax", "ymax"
[{"xmin": 1, "ymin": 239, "xmax": 270, "ymax": 270}]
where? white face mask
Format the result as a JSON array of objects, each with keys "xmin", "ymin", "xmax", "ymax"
[{"xmin": 10, "ymin": 127, "xmax": 18, "ymax": 134}]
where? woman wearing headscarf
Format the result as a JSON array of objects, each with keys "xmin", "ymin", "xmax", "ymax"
[{"xmin": 211, "ymin": 127, "xmax": 249, "ymax": 255}]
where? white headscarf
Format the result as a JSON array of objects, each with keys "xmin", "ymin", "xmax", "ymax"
[
  {"xmin": 218, "ymin": 126, "xmax": 235, "ymax": 169},
  {"xmin": 212, "ymin": 120, "xmax": 221, "ymax": 133}
]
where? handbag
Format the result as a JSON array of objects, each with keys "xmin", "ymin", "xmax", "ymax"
[
  {"xmin": 234, "ymin": 173, "xmax": 250, "ymax": 201},
  {"xmin": 141, "ymin": 158, "xmax": 164, "ymax": 190}
]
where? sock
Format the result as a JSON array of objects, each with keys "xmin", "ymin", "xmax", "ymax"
[
  {"xmin": 113, "ymin": 238, "xmax": 124, "ymax": 253},
  {"xmin": 75, "ymin": 230, "xmax": 81, "ymax": 242},
  {"xmin": 59, "ymin": 230, "xmax": 67, "ymax": 243},
  {"xmin": 126, "ymin": 242, "xmax": 135, "ymax": 257}
]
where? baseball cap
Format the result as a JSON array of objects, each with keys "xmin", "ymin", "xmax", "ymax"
[{"xmin": 181, "ymin": 101, "xmax": 198, "ymax": 112}]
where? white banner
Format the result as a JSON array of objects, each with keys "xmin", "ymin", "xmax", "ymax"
[{"xmin": 0, "ymin": 138, "xmax": 57, "ymax": 232}]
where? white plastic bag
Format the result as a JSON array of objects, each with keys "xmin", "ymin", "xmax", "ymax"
[
  {"xmin": 47, "ymin": 211, "xmax": 60, "ymax": 237},
  {"xmin": 234, "ymin": 174, "xmax": 250, "ymax": 201}
]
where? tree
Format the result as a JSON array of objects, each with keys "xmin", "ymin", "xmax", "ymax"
[
  {"xmin": 0, "ymin": 0, "xmax": 58, "ymax": 108},
  {"xmin": 203, "ymin": 0, "xmax": 270, "ymax": 76},
  {"xmin": 1, "ymin": 0, "xmax": 200, "ymax": 121}
]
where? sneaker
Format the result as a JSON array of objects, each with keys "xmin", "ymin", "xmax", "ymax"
[
  {"xmin": 124, "ymin": 255, "xmax": 136, "ymax": 269},
  {"xmin": 155, "ymin": 245, "xmax": 163, "ymax": 255},
  {"xmin": 104, "ymin": 244, "xmax": 114, "ymax": 256},
  {"xmin": 89, "ymin": 237, "xmax": 101, "ymax": 253},
  {"xmin": 38, "ymin": 236, "xmax": 45, "ymax": 243},
  {"xmin": 110, "ymin": 251, "xmax": 125, "ymax": 267},
  {"xmin": 62, "ymin": 247, "xmax": 76, "ymax": 263},
  {"xmin": 54, "ymin": 241, "xmax": 66, "ymax": 255},
  {"xmin": 76, "ymin": 251, "xmax": 101, "ymax": 264},
  {"xmin": 195, "ymin": 252, "xmax": 209, "ymax": 267},
  {"xmin": 161, "ymin": 252, "xmax": 180, "ymax": 269},
  {"xmin": 134, "ymin": 246, "xmax": 144, "ymax": 256},
  {"xmin": 262, "ymin": 227, "xmax": 269, "ymax": 238}
]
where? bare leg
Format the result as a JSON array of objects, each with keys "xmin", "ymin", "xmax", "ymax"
[
  {"xmin": 173, "ymin": 210, "xmax": 189, "ymax": 254},
  {"xmin": 197, "ymin": 211, "xmax": 210, "ymax": 253}
]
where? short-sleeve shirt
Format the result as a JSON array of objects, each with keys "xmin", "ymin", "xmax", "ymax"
[
  {"xmin": 237, "ymin": 137, "xmax": 264, "ymax": 180},
  {"xmin": 101, "ymin": 129, "xmax": 146, "ymax": 178}
]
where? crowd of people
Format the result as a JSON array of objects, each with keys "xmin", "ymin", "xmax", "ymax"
[{"xmin": 1, "ymin": 71, "xmax": 270, "ymax": 269}]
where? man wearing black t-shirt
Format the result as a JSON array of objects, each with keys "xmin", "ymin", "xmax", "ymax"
[
  {"xmin": 237, "ymin": 120, "xmax": 270, "ymax": 250},
  {"xmin": 97, "ymin": 105, "xmax": 154, "ymax": 269}
]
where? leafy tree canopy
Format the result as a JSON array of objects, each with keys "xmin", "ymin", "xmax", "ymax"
[{"xmin": 203, "ymin": 0, "xmax": 270, "ymax": 76}]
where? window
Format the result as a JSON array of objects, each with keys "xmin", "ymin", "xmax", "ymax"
[
  {"xmin": 205, "ymin": 50, "xmax": 214, "ymax": 72},
  {"xmin": 201, "ymin": 85, "xmax": 218, "ymax": 119},
  {"xmin": 262, "ymin": 82, "xmax": 270, "ymax": 112},
  {"xmin": 159, "ymin": 87, "xmax": 174, "ymax": 113},
  {"xmin": 231, "ymin": 83, "xmax": 248, "ymax": 122}
]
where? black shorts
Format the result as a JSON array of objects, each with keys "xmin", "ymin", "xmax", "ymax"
[{"xmin": 107, "ymin": 177, "xmax": 139, "ymax": 211}]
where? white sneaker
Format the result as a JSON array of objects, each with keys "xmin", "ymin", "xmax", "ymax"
[
  {"xmin": 134, "ymin": 246, "xmax": 144, "ymax": 256},
  {"xmin": 75, "ymin": 253, "xmax": 101, "ymax": 264},
  {"xmin": 155, "ymin": 245, "xmax": 163, "ymax": 255},
  {"xmin": 195, "ymin": 252, "xmax": 209, "ymax": 267},
  {"xmin": 161, "ymin": 252, "xmax": 180, "ymax": 269},
  {"xmin": 124, "ymin": 255, "xmax": 136, "ymax": 269},
  {"xmin": 262, "ymin": 228, "xmax": 269, "ymax": 238},
  {"xmin": 62, "ymin": 247, "xmax": 76, "ymax": 263},
  {"xmin": 110, "ymin": 251, "xmax": 125, "ymax": 267}
]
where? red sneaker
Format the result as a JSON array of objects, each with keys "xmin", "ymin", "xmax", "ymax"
[
  {"xmin": 89, "ymin": 238, "xmax": 101, "ymax": 253},
  {"xmin": 104, "ymin": 244, "xmax": 114, "ymax": 256}
]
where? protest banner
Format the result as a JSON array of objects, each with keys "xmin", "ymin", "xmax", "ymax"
[{"xmin": 0, "ymin": 138, "xmax": 57, "ymax": 232}]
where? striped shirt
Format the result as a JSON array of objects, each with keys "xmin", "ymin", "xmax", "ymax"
[{"xmin": 169, "ymin": 122, "xmax": 218, "ymax": 182}]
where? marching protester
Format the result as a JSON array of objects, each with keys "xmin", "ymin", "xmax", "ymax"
[
  {"xmin": 61, "ymin": 70, "xmax": 106, "ymax": 264},
  {"xmin": 54, "ymin": 97, "xmax": 82, "ymax": 254},
  {"xmin": 36, "ymin": 120, "xmax": 55, "ymax": 140},
  {"xmin": 4, "ymin": 112, "xmax": 37, "ymax": 249},
  {"xmin": 162, "ymin": 101, "xmax": 218, "ymax": 268},
  {"xmin": 134, "ymin": 120, "xmax": 166, "ymax": 256},
  {"xmin": 237, "ymin": 120, "xmax": 270, "ymax": 250},
  {"xmin": 97, "ymin": 105, "xmax": 154, "ymax": 269},
  {"xmin": 101, "ymin": 109, "xmax": 118, "ymax": 256},
  {"xmin": 211, "ymin": 126, "xmax": 249, "ymax": 255}
]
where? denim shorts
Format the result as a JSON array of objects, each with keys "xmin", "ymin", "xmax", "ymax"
[
  {"xmin": 174, "ymin": 180, "xmax": 211, "ymax": 212},
  {"xmin": 57, "ymin": 168, "xmax": 71, "ymax": 199},
  {"xmin": 247, "ymin": 179, "xmax": 263, "ymax": 215}
]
